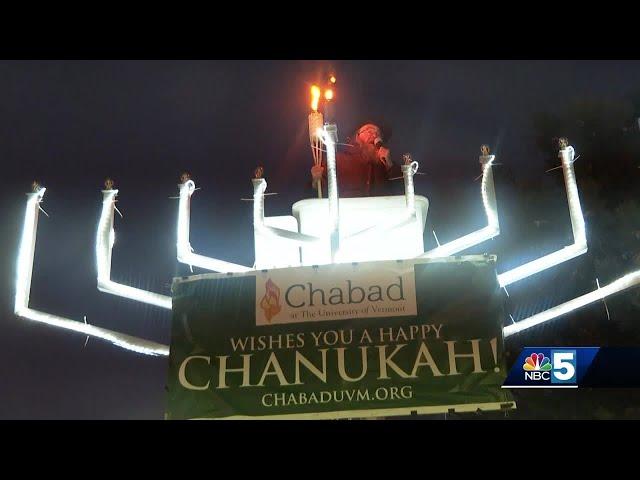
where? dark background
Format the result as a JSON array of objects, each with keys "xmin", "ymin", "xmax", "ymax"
[{"xmin": 1, "ymin": 60, "xmax": 639, "ymax": 419}]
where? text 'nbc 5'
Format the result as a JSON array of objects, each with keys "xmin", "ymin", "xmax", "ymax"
[{"xmin": 503, "ymin": 348, "xmax": 584, "ymax": 388}]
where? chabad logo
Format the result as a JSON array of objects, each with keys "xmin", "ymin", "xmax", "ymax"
[
  {"xmin": 255, "ymin": 263, "xmax": 417, "ymax": 326},
  {"xmin": 259, "ymin": 278, "xmax": 282, "ymax": 323}
]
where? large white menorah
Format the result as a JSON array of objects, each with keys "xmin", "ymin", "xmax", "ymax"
[{"xmin": 14, "ymin": 126, "xmax": 640, "ymax": 355}]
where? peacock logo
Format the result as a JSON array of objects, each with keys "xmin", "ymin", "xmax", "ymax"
[
  {"xmin": 259, "ymin": 278, "xmax": 282, "ymax": 323},
  {"xmin": 523, "ymin": 353, "xmax": 552, "ymax": 371}
]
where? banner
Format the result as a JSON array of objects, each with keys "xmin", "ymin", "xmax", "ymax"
[{"xmin": 166, "ymin": 256, "xmax": 515, "ymax": 419}]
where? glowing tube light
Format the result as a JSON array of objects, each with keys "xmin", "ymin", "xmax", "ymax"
[
  {"xmin": 320, "ymin": 124, "xmax": 340, "ymax": 261},
  {"xmin": 419, "ymin": 154, "xmax": 499, "ymax": 259},
  {"xmin": 504, "ymin": 269, "xmax": 640, "ymax": 337},
  {"xmin": 252, "ymin": 178, "xmax": 322, "ymax": 246},
  {"xmin": 176, "ymin": 180, "xmax": 253, "ymax": 273},
  {"xmin": 342, "ymin": 214, "xmax": 417, "ymax": 244},
  {"xmin": 497, "ymin": 145, "xmax": 586, "ymax": 287},
  {"xmin": 402, "ymin": 161, "xmax": 419, "ymax": 215},
  {"xmin": 96, "ymin": 188, "xmax": 172, "ymax": 310},
  {"xmin": 15, "ymin": 187, "xmax": 169, "ymax": 357},
  {"xmin": 342, "ymin": 161, "xmax": 421, "ymax": 245},
  {"xmin": 17, "ymin": 308, "xmax": 169, "ymax": 356}
]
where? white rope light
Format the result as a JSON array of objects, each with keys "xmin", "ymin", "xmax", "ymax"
[
  {"xmin": 341, "ymin": 161, "xmax": 421, "ymax": 245},
  {"xmin": 176, "ymin": 179, "xmax": 253, "ymax": 273},
  {"xmin": 504, "ymin": 269, "xmax": 640, "ymax": 337},
  {"xmin": 320, "ymin": 124, "xmax": 341, "ymax": 262},
  {"xmin": 419, "ymin": 152, "xmax": 499, "ymax": 258},
  {"xmin": 96, "ymin": 187, "xmax": 172, "ymax": 310},
  {"xmin": 15, "ymin": 187, "xmax": 169, "ymax": 357},
  {"xmin": 252, "ymin": 177, "xmax": 322, "ymax": 246},
  {"xmin": 497, "ymin": 145, "xmax": 586, "ymax": 287}
]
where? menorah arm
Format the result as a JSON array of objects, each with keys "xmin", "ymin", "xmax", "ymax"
[
  {"xmin": 96, "ymin": 189, "xmax": 172, "ymax": 310},
  {"xmin": 419, "ymin": 155, "xmax": 499, "ymax": 259},
  {"xmin": 15, "ymin": 187, "xmax": 169, "ymax": 357},
  {"xmin": 504, "ymin": 269, "xmax": 640, "ymax": 337},
  {"xmin": 176, "ymin": 180, "xmax": 253, "ymax": 273},
  {"xmin": 497, "ymin": 145, "xmax": 587, "ymax": 287}
]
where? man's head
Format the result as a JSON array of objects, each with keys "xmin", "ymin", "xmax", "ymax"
[{"xmin": 355, "ymin": 123, "xmax": 383, "ymax": 146}]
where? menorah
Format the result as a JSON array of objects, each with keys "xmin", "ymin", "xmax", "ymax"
[{"xmin": 14, "ymin": 124, "xmax": 640, "ymax": 356}]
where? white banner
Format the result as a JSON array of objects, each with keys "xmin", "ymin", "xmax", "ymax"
[{"xmin": 255, "ymin": 262, "xmax": 417, "ymax": 326}]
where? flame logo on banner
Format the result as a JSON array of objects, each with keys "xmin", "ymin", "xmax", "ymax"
[{"xmin": 260, "ymin": 278, "xmax": 281, "ymax": 323}]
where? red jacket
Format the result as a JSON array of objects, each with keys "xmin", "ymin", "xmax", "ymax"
[{"xmin": 319, "ymin": 144, "xmax": 402, "ymax": 198}]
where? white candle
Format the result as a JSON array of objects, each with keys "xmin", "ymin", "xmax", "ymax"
[{"xmin": 309, "ymin": 111, "xmax": 324, "ymax": 198}]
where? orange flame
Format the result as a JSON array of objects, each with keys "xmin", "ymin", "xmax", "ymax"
[
  {"xmin": 329, "ymin": 75, "xmax": 336, "ymax": 84},
  {"xmin": 310, "ymin": 85, "xmax": 321, "ymax": 112},
  {"xmin": 324, "ymin": 88, "xmax": 334, "ymax": 101}
]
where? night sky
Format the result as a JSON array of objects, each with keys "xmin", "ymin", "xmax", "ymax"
[{"xmin": 1, "ymin": 60, "xmax": 639, "ymax": 419}]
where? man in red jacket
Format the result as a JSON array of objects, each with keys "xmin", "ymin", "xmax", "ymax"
[{"xmin": 311, "ymin": 122, "xmax": 401, "ymax": 198}]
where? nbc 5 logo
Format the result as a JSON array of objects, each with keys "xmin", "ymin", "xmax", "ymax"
[{"xmin": 522, "ymin": 350, "xmax": 577, "ymax": 384}]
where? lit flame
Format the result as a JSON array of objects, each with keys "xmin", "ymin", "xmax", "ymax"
[
  {"xmin": 329, "ymin": 75, "xmax": 336, "ymax": 84},
  {"xmin": 324, "ymin": 88, "xmax": 334, "ymax": 101},
  {"xmin": 310, "ymin": 85, "xmax": 321, "ymax": 112}
]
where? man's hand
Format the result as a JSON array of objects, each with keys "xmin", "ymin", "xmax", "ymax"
[
  {"xmin": 311, "ymin": 165, "xmax": 324, "ymax": 187},
  {"xmin": 377, "ymin": 146, "xmax": 392, "ymax": 170}
]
